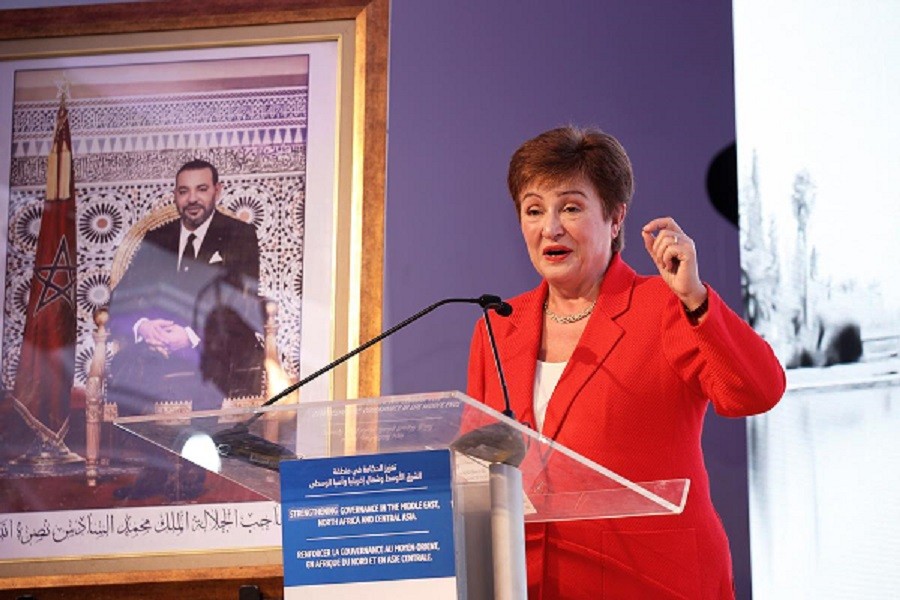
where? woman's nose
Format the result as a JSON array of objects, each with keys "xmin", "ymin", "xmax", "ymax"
[{"xmin": 542, "ymin": 214, "xmax": 563, "ymax": 239}]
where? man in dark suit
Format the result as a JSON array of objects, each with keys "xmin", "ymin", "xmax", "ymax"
[{"xmin": 107, "ymin": 159, "xmax": 264, "ymax": 415}]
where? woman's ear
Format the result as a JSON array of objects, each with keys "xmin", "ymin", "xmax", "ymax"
[{"xmin": 612, "ymin": 204, "xmax": 627, "ymax": 235}]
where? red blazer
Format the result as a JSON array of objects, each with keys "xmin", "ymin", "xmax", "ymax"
[{"xmin": 467, "ymin": 254, "xmax": 785, "ymax": 599}]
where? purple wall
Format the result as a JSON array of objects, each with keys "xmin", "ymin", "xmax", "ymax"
[{"xmin": 382, "ymin": 0, "xmax": 751, "ymax": 596}]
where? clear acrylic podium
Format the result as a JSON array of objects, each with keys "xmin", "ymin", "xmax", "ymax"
[{"xmin": 116, "ymin": 391, "xmax": 689, "ymax": 599}]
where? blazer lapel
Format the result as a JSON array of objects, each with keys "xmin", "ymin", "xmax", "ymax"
[
  {"xmin": 542, "ymin": 254, "xmax": 635, "ymax": 439},
  {"xmin": 195, "ymin": 211, "xmax": 225, "ymax": 265},
  {"xmin": 494, "ymin": 283, "xmax": 545, "ymax": 429}
]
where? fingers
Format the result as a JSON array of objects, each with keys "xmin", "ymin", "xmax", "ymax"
[
  {"xmin": 146, "ymin": 341, "xmax": 169, "ymax": 358},
  {"xmin": 139, "ymin": 319, "xmax": 183, "ymax": 355},
  {"xmin": 641, "ymin": 217, "xmax": 706, "ymax": 304},
  {"xmin": 157, "ymin": 325, "xmax": 191, "ymax": 352},
  {"xmin": 641, "ymin": 220, "xmax": 685, "ymax": 274},
  {"xmin": 138, "ymin": 321, "xmax": 164, "ymax": 345},
  {"xmin": 642, "ymin": 216, "xmax": 683, "ymax": 236},
  {"xmin": 660, "ymin": 232, "xmax": 682, "ymax": 274},
  {"xmin": 139, "ymin": 319, "xmax": 174, "ymax": 340},
  {"xmin": 147, "ymin": 319, "xmax": 175, "ymax": 328}
]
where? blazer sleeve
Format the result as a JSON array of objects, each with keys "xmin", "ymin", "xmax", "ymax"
[
  {"xmin": 106, "ymin": 226, "xmax": 177, "ymax": 342},
  {"xmin": 236, "ymin": 220, "xmax": 261, "ymax": 284},
  {"xmin": 663, "ymin": 285, "xmax": 786, "ymax": 417},
  {"xmin": 219, "ymin": 217, "xmax": 260, "ymax": 293}
]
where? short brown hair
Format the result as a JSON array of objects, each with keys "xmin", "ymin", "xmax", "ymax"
[{"xmin": 507, "ymin": 126, "xmax": 634, "ymax": 252}]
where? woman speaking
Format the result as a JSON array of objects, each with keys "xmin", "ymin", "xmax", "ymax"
[{"xmin": 467, "ymin": 126, "xmax": 785, "ymax": 599}]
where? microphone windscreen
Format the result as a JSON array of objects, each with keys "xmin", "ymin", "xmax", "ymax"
[
  {"xmin": 478, "ymin": 294, "xmax": 503, "ymax": 308},
  {"xmin": 494, "ymin": 302, "xmax": 513, "ymax": 317}
]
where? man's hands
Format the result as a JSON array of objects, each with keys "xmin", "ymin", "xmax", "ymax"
[{"xmin": 137, "ymin": 319, "xmax": 193, "ymax": 357}]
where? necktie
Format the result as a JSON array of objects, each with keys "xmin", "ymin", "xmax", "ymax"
[{"xmin": 182, "ymin": 233, "xmax": 197, "ymax": 272}]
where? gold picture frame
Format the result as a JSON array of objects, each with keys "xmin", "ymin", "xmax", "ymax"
[{"xmin": 0, "ymin": 0, "xmax": 387, "ymax": 592}]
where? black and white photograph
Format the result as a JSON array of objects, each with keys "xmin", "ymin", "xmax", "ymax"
[{"xmin": 736, "ymin": 0, "xmax": 900, "ymax": 596}]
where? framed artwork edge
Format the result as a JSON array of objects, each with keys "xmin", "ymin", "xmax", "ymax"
[{"xmin": 0, "ymin": 0, "xmax": 388, "ymax": 585}]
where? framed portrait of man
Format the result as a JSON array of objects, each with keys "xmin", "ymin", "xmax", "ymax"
[{"xmin": 0, "ymin": 0, "xmax": 387, "ymax": 584}]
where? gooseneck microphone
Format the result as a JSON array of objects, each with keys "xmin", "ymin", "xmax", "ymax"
[
  {"xmin": 450, "ymin": 305, "xmax": 525, "ymax": 466},
  {"xmin": 481, "ymin": 304, "xmax": 514, "ymax": 419},
  {"xmin": 213, "ymin": 294, "xmax": 514, "ymax": 462},
  {"xmin": 260, "ymin": 294, "xmax": 511, "ymax": 409}
]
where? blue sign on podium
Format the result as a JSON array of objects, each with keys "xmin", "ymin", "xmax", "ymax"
[{"xmin": 281, "ymin": 449, "xmax": 457, "ymax": 598}]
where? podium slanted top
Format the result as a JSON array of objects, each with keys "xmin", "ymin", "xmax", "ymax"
[{"xmin": 115, "ymin": 390, "xmax": 689, "ymax": 521}]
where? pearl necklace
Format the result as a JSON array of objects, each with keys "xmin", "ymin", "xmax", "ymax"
[{"xmin": 543, "ymin": 299, "xmax": 596, "ymax": 324}]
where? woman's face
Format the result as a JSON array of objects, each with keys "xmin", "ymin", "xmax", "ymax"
[{"xmin": 518, "ymin": 174, "xmax": 625, "ymax": 294}]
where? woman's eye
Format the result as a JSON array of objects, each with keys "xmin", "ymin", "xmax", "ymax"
[
  {"xmin": 562, "ymin": 204, "xmax": 581, "ymax": 213},
  {"xmin": 524, "ymin": 207, "xmax": 541, "ymax": 217}
]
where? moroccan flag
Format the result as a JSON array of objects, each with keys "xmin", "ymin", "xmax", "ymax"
[{"xmin": 11, "ymin": 95, "xmax": 78, "ymax": 442}]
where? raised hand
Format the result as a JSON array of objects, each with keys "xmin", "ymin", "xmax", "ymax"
[{"xmin": 640, "ymin": 217, "xmax": 707, "ymax": 311}]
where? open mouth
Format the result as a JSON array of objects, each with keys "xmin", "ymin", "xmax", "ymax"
[{"xmin": 543, "ymin": 246, "xmax": 571, "ymax": 259}]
